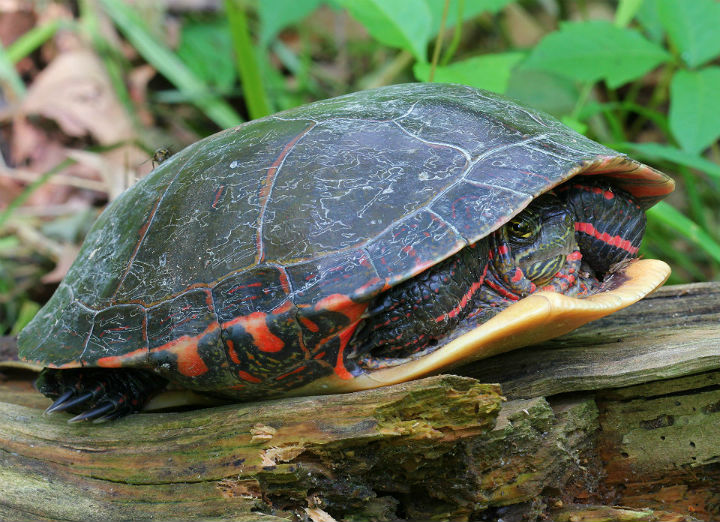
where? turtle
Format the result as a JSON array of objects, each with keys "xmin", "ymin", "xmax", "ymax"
[{"xmin": 17, "ymin": 83, "xmax": 674, "ymax": 423}]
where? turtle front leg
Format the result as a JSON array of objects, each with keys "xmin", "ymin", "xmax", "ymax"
[
  {"xmin": 559, "ymin": 176, "xmax": 646, "ymax": 275},
  {"xmin": 38, "ymin": 368, "xmax": 167, "ymax": 423}
]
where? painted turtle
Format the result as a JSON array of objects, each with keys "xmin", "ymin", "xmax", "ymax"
[{"xmin": 18, "ymin": 83, "xmax": 673, "ymax": 422}]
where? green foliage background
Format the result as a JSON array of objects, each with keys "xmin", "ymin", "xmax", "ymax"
[{"xmin": 1, "ymin": 0, "xmax": 720, "ymax": 333}]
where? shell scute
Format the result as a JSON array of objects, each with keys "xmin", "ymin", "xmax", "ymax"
[
  {"xmin": 212, "ymin": 266, "xmax": 290, "ymax": 324},
  {"xmin": 87, "ymin": 304, "xmax": 147, "ymax": 364},
  {"xmin": 429, "ymin": 181, "xmax": 534, "ymax": 241},
  {"xmin": 262, "ymin": 118, "xmax": 469, "ymax": 264},
  {"xmin": 365, "ymin": 209, "xmax": 465, "ymax": 285}
]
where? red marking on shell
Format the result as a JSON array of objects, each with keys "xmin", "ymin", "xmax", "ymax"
[
  {"xmin": 211, "ymin": 185, "xmax": 225, "ymax": 209},
  {"xmin": 313, "ymin": 351, "xmax": 326, "ymax": 359},
  {"xmin": 276, "ymin": 365, "xmax": 306, "ymax": 380},
  {"xmin": 357, "ymin": 276, "xmax": 382, "ymax": 294},
  {"xmin": 226, "ymin": 312, "xmax": 285, "ymax": 353},
  {"xmin": 272, "ymin": 300, "xmax": 293, "ymax": 315},
  {"xmin": 97, "ymin": 347, "xmax": 148, "ymax": 368},
  {"xmin": 300, "ymin": 317, "xmax": 320, "ymax": 333},
  {"xmin": 315, "ymin": 293, "xmax": 367, "ymax": 322},
  {"xmin": 277, "ymin": 266, "xmax": 292, "ymax": 294},
  {"xmin": 238, "ymin": 370, "xmax": 261, "ymax": 383},
  {"xmin": 575, "ymin": 222, "xmax": 638, "ymax": 254},
  {"xmin": 228, "ymin": 282, "xmax": 262, "ymax": 294},
  {"xmin": 226, "ymin": 339, "xmax": 241, "ymax": 364},
  {"xmin": 604, "ymin": 190, "xmax": 614, "ymax": 200},
  {"xmin": 175, "ymin": 344, "xmax": 210, "ymax": 377},
  {"xmin": 401, "ymin": 245, "xmax": 417, "ymax": 257},
  {"xmin": 146, "ymin": 323, "xmax": 219, "ymax": 377},
  {"xmin": 511, "ymin": 268, "xmax": 523, "ymax": 283},
  {"xmin": 334, "ymin": 321, "xmax": 360, "ymax": 380}
]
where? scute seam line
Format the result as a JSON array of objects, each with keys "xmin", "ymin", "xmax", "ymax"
[{"xmin": 110, "ymin": 147, "xmax": 204, "ymax": 301}]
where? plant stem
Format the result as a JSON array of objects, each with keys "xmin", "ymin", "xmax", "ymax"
[
  {"xmin": 225, "ymin": 0, "xmax": 271, "ymax": 119},
  {"xmin": 441, "ymin": 0, "xmax": 464, "ymax": 65},
  {"xmin": 429, "ymin": 0, "xmax": 450, "ymax": 82}
]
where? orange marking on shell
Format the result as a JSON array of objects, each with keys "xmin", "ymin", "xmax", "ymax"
[
  {"xmin": 175, "ymin": 344, "xmax": 210, "ymax": 377},
  {"xmin": 314, "ymin": 293, "xmax": 367, "ymax": 322},
  {"xmin": 272, "ymin": 300, "xmax": 293, "ymax": 314},
  {"xmin": 226, "ymin": 338, "xmax": 241, "ymax": 364},
  {"xmin": 276, "ymin": 365, "xmax": 306, "ymax": 380},
  {"xmin": 300, "ymin": 316, "xmax": 320, "ymax": 333},
  {"xmin": 238, "ymin": 370, "xmax": 261, "ymax": 383},
  {"xmin": 225, "ymin": 312, "xmax": 284, "ymax": 353},
  {"xmin": 334, "ymin": 321, "xmax": 360, "ymax": 380},
  {"xmin": 97, "ymin": 347, "xmax": 148, "ymax": 368},
  {"xmin": 147, "ymin": 322, "xmax": 221, "ymax": 377}
]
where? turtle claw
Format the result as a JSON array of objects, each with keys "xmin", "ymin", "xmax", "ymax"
[
  {"xmin": 44, "ymin": 389, "xmax": 74, "ymax": 414},
  {"xmin": 47, "ymin": 391, "xmax": 95, "ymax": 414},
  {"xmin": 68, "ymin": 402, "xmax": 116, "ymax": 423},
  {"xmin": 36, "ymin": 368, "xmax": 167, "ymax": 423}
]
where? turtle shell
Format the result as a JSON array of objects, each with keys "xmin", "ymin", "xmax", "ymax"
[{"xmin": 18, "ymin": 83, "xmax": 674, "ymax": 397}]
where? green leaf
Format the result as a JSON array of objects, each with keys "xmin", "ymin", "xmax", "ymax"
[
  {"xmin": 258, "ymin": 0, "xmax": 323, "ymax": 47},
  {"xmin": 647, "ymin": 201, "xmax": 720, "ymax": 265},
  {"xmin": 656, "ymin": 0, "xmax": 720, "ymax": 68},
  {"xmin": 226, "ymin": 0, "xmax": 272, "ymax": 119},
  {"xmin": 629, "ymin": 142, "xmax": 720, "ymax": 181},
  {"xmin": 522, "ymin": 20, "xmax": 670, "ymax": 88},
  {"xmin": 100, "ymin": 0, "xmax": 242, "ymax": 128},
  {"xmin": 636, "ymin": 0, "xmax": 665, "ymax": 43},
  {"xmin": 178, "ymin": 21, "xmax": 235, "ymax": 91},
  {"xmin": 615, "ymin": 0, "xmax": 644, "ymax": 27},
  {"xmin": 669, "ymin": 67, "xmax": 720, "ymax": 154},
  {"xmin": 5, "ymin": 20, "xmax": 61, "ymax": 63},
  {"xmin": 0, "ymin": 42, "xmax": 25, "ymax": 97},
  {"xmin": 11, "ymin": 300, "xmax": 40, "ymax": 336},
  {"xmin": 414, "ymin": 52, "xmax": 524, "ymax": 93},
  {"xmin": 506, "ymin": 69, "xmax": 579, "ymax": 117},
  {"xmin": 426, "ymin": 0, "xmax": 513, "ymax": 35},
  {"xmin": 336, "ymin": 0, "xmax": 432, "ymax": 62}
]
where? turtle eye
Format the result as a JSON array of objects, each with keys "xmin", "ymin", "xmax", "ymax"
[{"xmin": 508, "ymin": 218, "xmax": 534, "ymax": 239}]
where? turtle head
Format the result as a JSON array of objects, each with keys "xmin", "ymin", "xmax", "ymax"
[{"xmin": 491, "ymin": 193, "xmax": 577, "ymax": 294}]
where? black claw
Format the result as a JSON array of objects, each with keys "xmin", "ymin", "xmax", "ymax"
[
  {"xmin": 46, "ymin": 391, "xmax": 94, "ymax": 414},
  {"xmin": 68, "ymin": 402, "xmax": 116, "ymax": 423},
  {"xmin": 36, "ymin": 368, "xmax": 167, "ymax": 422},
  {"xmin": 44, "ymin": 389, "xmax": 74, "ymax": 414}
]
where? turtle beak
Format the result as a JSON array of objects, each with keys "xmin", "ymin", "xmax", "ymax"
[{"xmin": 291, "ymin": 258, "xmax": 670, "ymax": 395}]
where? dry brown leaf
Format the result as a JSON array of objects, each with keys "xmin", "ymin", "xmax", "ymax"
[
  {"xmin": 304, "ymin": 507, "xmax": 338, "ymax": 522},
  {"xmin": 41, "ymin": 242, "xmax": 80, "ymax": 283},
  {"xmin": 20, "ymin": 48, "xmax": 135, "ymax": 145}
]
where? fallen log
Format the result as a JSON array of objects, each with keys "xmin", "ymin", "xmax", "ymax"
[{"xmin": 0, "ymin": 282, "xmax": 717, "ymax": 521}]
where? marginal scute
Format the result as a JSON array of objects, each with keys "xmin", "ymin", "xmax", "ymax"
[
  {"xmin": 87, "ymin": 304, "xmax": 148, "ymax": 362},
  {"xmin": 212, "ymin": 266, "xmax": 290, "ymax": 324},
  {"xmin": 430, "ymin": 181, "xmax": 533, "ymax": 241},
  {"xmin": 365, "ymin": 209, "xmax": 466, "ymax": 285},
  {"xmin": 146, "ymin": 288, "xmax": 217, "ymax": 350}
]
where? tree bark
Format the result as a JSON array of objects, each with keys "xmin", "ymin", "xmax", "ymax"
[{"xmin": 1, "ymin": 282, "xmax": 717, "ymax": 521}]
